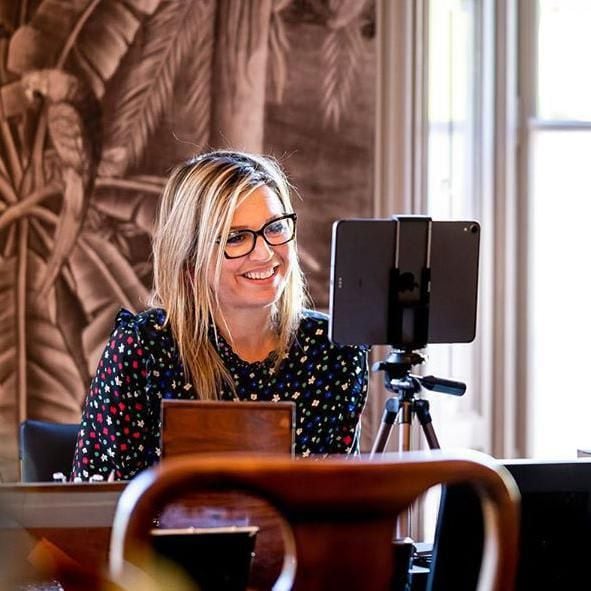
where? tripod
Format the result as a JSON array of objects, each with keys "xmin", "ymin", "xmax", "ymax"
[
  {"xmin": 370, "ymin": 348, "xmax": 466, "ymax": 540},
  {"xmin": 370, "ymin": 349, "xmax": 466, "ymax": 456}
]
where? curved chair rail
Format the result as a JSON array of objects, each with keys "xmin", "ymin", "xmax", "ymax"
[{"xmin": 110, "ymin": 450, "xmax": 520, "ymax": 591}]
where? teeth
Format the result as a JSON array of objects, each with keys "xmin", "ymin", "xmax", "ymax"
[{"xmin": 244, "ymin": 267, "xmax": 275, "ymax": 280}]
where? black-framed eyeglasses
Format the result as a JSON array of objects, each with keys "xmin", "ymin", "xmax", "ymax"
[{"xmin": 218, "ymin": 213, "xmax": 297, "ymax": 259}]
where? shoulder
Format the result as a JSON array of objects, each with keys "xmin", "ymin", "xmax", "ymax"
[
  {"xmin": 300, "ymin": 308, "xmax": 329, "ymax": 329},
  {"xmin": 298, "ymin": 309, "xmax": 332, "ymax": 343},
  {"xmin": 112, "ymin": 307, "xmax": 172, "ymax": 346},
  {"xmin": 297, "ymin": 309, "xmax": 368, "ymax": 355},
  {"xmin": 115, "ymin": 307, "xmax": 167, "ymax": 328}
]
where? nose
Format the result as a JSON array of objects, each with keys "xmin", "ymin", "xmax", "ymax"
[{"xmin": 249, "ymin": 235, "xmax": 274, "ymax": 260}]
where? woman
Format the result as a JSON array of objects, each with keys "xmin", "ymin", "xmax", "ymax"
[{"xmin": 72, "ymin": 150, "xmax": 368, "ymax": 481}]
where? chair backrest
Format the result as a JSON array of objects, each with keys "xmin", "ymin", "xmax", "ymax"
[
  {"xmin": 109, "ymin": 450, "xmax": 520, "ymax": 591},
  {"xmin": 160, "ymin": 400, "xmax": 295, "ymax": 458},
  {"xmin": 19, "ymin": 420, "xmax": 79, "ymax": 482}
]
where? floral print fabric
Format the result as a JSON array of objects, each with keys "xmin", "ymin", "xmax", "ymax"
[{"xmin": 71, "ymin": 308, "xmax": 368, "ymax": 481}]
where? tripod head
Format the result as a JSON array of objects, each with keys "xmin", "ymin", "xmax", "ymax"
[{"xmin": 373, "ymin": 348, "xmax": 466, "ymax": 399}]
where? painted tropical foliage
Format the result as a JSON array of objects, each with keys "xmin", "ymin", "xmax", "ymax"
[{"xmin": 0, "ymin": 0, "xmax": 375, "ymax": 480}]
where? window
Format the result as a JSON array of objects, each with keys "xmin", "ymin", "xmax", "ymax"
[
  {"xmin": 420, "ymin": 0, "xmax": 493, "ymax": 540},
  {"xmin": 523, "ymin": 0, "xmax": 591, "ymax": 457},
  {"xmin": 424, "ymin": 0, "xmax": 490, "ymax": 453}
]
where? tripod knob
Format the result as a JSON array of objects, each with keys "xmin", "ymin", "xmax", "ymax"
[{"xmin": 420, "ymin": 375, "xmax": 466, "ymax": 396}]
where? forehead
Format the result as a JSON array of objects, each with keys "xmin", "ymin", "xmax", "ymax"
[{"xmin": 231, "ymin": 185, "xmax": 284, "ymax": 227}]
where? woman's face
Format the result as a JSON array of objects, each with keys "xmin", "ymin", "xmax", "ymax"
[{"xmin": 212, "ymin": 185, "xmax": 293, "ymax": 317}]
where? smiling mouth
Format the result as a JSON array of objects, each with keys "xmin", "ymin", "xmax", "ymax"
[{"xmin": 243, "ymin": 266, "xmax": 278, "ymax": 280}]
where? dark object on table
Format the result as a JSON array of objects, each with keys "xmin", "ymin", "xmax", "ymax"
[{"xmin": 151, "ymin": 526, "xmax": 258, "ymax": 591}]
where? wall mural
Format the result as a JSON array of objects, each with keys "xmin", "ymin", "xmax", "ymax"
[{"xmin": 0, "ymin": 0, "xmax": 375, "ymax": 480}]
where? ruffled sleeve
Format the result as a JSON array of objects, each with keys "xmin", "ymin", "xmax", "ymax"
[{"xmin": 71, "ymin": 309, "xmax": 152, "ymax": 481}]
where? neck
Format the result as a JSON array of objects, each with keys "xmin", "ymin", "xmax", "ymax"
[{"xmin": 217, "ymin": 308, "xmax": 278, "ymax": 363}]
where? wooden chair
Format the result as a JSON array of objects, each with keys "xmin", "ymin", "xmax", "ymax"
[{"xmin": 109, "ymin": 450, "xmax": 520, "ymax": 591}]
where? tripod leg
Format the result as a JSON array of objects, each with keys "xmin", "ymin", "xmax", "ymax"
[
  {"xmin": 370, "ymin": 398, "xmax": 400, "ymax": 457},
  {"xmin": 396, "ymin": 400, "xmax": 414, "ymax": 539},
  {"xmin": 397, "ymin": 400, "xmax": 413, "ymax": 452},
  {"xmin": 414, "ymin": 398, "xmax": 441, "ymax": 450}
]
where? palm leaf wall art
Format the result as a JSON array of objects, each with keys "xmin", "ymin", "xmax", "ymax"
[
  {"xmin": 268, "ymin": 0, "xmax": 292, "ymax": 104},
  {"xmin": 100, "ymin": 0, "xmax": 214, "ymax": 177},
  {"xmin": 0, "ymin": 0, "xmax": 163, "ymax": 478},
  {"xmin": 0, "ymin": 0, "xmax": 375, "ymax": 480},
  {"xmin": 321, "ymin": 0, "xmax": 367, "ymax": 130}
]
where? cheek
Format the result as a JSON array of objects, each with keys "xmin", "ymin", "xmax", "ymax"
[
  {"xmin": 218, "ymin": 259, "xmax": 243, "ymax": 288},
  {"xmin": 207, "ymin": 257, "xmax": 232, "ymax": 295}
]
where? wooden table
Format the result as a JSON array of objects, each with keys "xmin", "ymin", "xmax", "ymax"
[{"xmin": 0, "ymin": 481, "xmax": 285, "ymax": 590}]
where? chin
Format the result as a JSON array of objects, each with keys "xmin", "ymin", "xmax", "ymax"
[
  {"xmin": 241, "ymin": 288, "xmax": 285, "ymax": 310},
  {"xmin": 246, "ymin": 294, "xmax": 282, "ymax": 309},
  {"xmin": 220, "ymin": 276, "xmax": 287, "ymax": 312}
]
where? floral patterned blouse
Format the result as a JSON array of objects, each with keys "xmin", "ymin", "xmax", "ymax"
[{"xmin": 71, "ymin": 308, "xmax": 369, "ymax": 481}]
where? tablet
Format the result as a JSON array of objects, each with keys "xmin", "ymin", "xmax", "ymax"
[{"xmin": 329, "ymin": 217, "xmax": 480, "ymax": 347}]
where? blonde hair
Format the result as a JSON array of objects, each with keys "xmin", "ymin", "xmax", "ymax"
[{"xmin": 150, "ymin": 150, "xmax": 308, "ymax": 399}]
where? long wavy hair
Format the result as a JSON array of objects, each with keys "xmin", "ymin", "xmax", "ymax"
[{"xmin": 150, "ymin": 150, "xmax": 308, "ymax": 399}]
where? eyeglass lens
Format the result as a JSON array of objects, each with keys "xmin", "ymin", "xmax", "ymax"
[{"xmin": 224, "ymin": 215, "xmax": 296, "ymax": 258}]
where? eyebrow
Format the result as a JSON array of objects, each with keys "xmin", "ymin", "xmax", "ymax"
[{"xmin": 228, "ymin": 213, "xmax": 287, "ymax": 231}]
